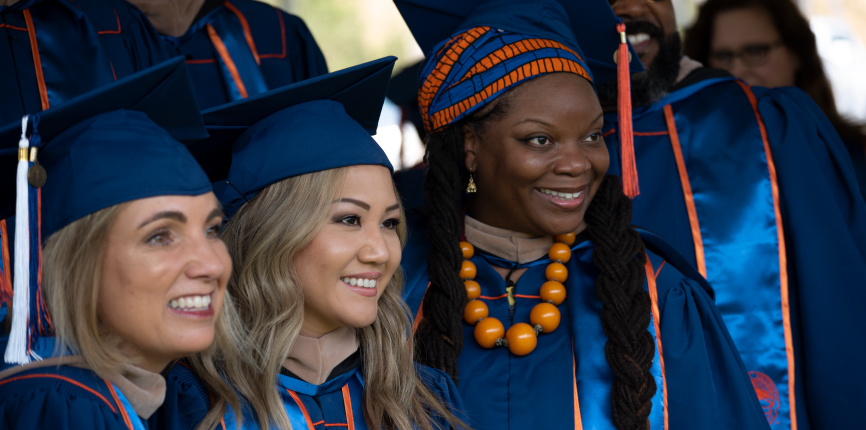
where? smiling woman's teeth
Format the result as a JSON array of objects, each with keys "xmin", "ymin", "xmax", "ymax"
[
  {"xmin": 539, "ymin": 188, "xmax": 583, "ymax": 201},
  {"xmin": 342, "ymin": 277, "xmax": 377, "ymax": 288},
  {"xmin": 169, "ymin": 295, "xmax": 211, "ymax": 311},
  {"xmin": 627, "ymin": 33, "xmax": 650, "ymax": 45}
]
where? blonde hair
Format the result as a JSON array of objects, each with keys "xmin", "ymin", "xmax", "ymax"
[
  {"xmin": 191, "ymin": 167, "xmax": 466, "ymax": 430},
  {"xmin": 41, "ymin": 202, "xmax": 244, "ymax": 391}
]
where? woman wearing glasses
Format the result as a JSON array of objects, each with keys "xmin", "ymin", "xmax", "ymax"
[{"xmin": 684, "ymin": 0, "xmax": 866, "ymax": 201}]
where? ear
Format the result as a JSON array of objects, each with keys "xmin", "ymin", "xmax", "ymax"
[{"xmin": 463, "ymin": 123, "xmax": 479, "ymax": 172}]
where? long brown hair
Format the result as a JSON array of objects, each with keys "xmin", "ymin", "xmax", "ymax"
[
  {"xmin": 683, "ymin": 0, "xmax": 865, "ymax": 142},
  {"xmin": 190, "ymin": 167, "xmax": 466, "ymax": 430}
]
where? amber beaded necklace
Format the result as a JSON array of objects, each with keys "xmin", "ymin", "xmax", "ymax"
[{"xmin": 460, "ymin": 232, "xmax": 576, "ymax": 356}]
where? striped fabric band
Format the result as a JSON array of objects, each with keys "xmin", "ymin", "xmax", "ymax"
[{"xmin": 418, "ymin": 26, "xmax": 593, "ymax": 134}]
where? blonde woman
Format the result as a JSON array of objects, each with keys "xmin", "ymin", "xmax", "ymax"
[
  {"xmin": 0, "ymin": 60, "xmax": 239, "ymax": 429},
  {"xmin": 153, "ymin": 58, "xmax": 466, "ymax": 430}
]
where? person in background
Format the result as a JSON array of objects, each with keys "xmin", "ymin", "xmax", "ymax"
[
  {"xmin": 151, "ymin": 58, "xmax": 466, "ymax": 430},
  {"xmin": 395, "ymin": 0, "xmax": 771, "ymax": 428},
  {"xmin": 0, "ymin": 0, "xmax": 171, "ymax": 125},
  {"xmin": 684, "ymin": 0, "xmax": 866, "ymax": 201},
  {"xmin": 601, "ymin": 0, "xmax": 866, "ymax": 428},
  {"xmin": 0, "ymin": 59, "xmax": 239, "ymax": 429},
  {"xmin": 128, "ymin": 0, "xmax": 328, "ymax": 110}
]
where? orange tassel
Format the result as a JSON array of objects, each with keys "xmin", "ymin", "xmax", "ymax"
[{"xmin": 616, "ymin": 22, "xmax": 639, "ymax": 198}]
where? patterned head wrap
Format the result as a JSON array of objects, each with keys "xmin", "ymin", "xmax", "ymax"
[{"xmin": 418, "ymin": 25, "xmax": 592, "ymax": 134}]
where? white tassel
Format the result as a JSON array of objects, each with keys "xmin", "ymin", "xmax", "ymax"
[{"xmin": 5, "ymin": 116, "xmax": 31, "ymax": 365}]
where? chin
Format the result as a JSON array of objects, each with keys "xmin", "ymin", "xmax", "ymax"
[{"xmin": 167, "ymin": 328, "xmax": 217, "ymax": 356}]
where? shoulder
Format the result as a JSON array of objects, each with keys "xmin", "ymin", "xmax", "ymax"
[
  {"xmin": 0, "ymin": 365, "xmax": 129, "ymax": 429},
  {"xmin": 72, "ymin": 0, "xmax": 148, "ymax": 28},
  {"xmin": 636, "ymin": 228, "xmax": 714, "ymax": 300},
  {"xmin": 413, "ymin": 363, "xmax": 461, "ymax": 405}
]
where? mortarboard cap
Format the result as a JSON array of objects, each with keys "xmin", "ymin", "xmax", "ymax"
[
  {"xmin": 394, "ymin": 0, "xmax": 643, "ymax": 84},
  {"xmin": 186, "ymin": 56, "xmax": 396, "ymax": 217},
  {"xmin": 0, "ymin": 58, "xmax": 211, "ymax": 364}
]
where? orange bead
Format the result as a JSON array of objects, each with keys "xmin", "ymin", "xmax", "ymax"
[
  {"xmin": 548, "ymin": 243, "xmax": 572, "ymax": 263},
  {"xmin": 459, "ymin": 241, "xmax": 475, "ymax": 259},
  {"xmin": 474, "ymin": 317, "xmax": 505, "ymax": 349},
  {"xmin": 506, "ymin": 323, "xmax": 537, "ymax": 356},
  {"xmin": 530, "ymin": 303, "xmax": 561, "ymax": 333},
  {"xmin": 540, "ymin": 281, "xmax": 567, "ymax": 305},
  {"xmin": 464, "ymin": 280, "xmax": 481, "ymax": 300},
  {"xmin": 545, "ymin": 262, "xmax": 568, "ymax": 282},
  {"xmin": 463, "ymin": 300, "xmax": 488, "ymax": 325},
  {"xmin": 459, "ymin": 260, "xmax": 477, "ymax": 280},
  {"xmin": 555, "ymin": 232, "xmax": 576, "ymax": 245}
]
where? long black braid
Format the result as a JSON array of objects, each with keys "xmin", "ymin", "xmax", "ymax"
[
  {"xmin": 413, "ymin": 124, "xmax": 468, "ymax": 381},
  {"xmin": 586, "ymin": 176, "xmax": 656, "ymax": 430},
  {"xmin": 414, "ymin": 100, "xmax": 656, "ymax": 428}
]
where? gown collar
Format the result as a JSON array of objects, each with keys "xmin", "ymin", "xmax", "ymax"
[
  {"xmin": 464, "ymin": 215, "xmax": 553, "ymax": 264},
  {"xmin": 282, "ymin": 326, "xmax": 359, "ymax": 386}
]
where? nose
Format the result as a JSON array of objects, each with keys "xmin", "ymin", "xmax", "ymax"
[
  {"xmin": 185, "ymin": 235, "xmax": 229, "ymax": 283},
  {"xmin": 552, "ymin": 143, "xmax": 592, "ymax": 177},
  {"xmin": 611, "ymin": 0, "xmax": 649, "ymax": 20},
  {"xmin": 357, "ymin": 224, "xmax": 391, "ymax": 266}
]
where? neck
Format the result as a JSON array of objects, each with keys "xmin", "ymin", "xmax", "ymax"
[{"xmin": 1, "ymin": 0, "xmax": 22, "ymax": 6}]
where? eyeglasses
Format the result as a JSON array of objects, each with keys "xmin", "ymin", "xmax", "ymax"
[{"xmin": 709, "ymin": 41, "xmax": 784, "ymax": 68}]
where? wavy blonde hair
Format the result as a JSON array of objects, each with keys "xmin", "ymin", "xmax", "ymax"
[
  {"xmin": 41, "ymin": 202, "xmax": 244, "ymax": 392},
  {"xmin": 191, "ymin": 167, "xmax": 465, "ymax": 430}
]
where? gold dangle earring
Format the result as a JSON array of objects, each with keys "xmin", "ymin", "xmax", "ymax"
[{"xmin": 467, "ymin": 172, "xmax": 477, "ymax": 193}]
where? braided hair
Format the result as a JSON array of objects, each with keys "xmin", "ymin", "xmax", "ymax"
[{"xmin": 414, "ymin": 98, "xmax": 656, "ymax": 429}]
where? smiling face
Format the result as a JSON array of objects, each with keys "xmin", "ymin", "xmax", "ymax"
[
  {"xmin": 98, "ymin": 193, "xmax": 230, "ymax": 372},
  {"xmin": 293, "ymin": 165, "xmax": 403, "ymax": 337},
  {"xmin": 709, "ymin": 7, "xmax": 799, "ymax": 88},
  {"xmin": 464, "ymin": 73, "xmax": 609, "ymax": 237}
]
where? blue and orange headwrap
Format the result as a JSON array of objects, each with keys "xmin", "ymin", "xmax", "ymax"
[{"xmin": 417, "ymin": 0, "xmax": 593, "ymax": 134}]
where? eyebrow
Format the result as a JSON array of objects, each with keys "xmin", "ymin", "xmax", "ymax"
[
  {"xmin": 333, "ymin": 198, "xmax": 401, "ymax": 213},
  {"xmin": 514, "ymin": 118, "xmax": 554, "ymax": 127},
  {"xmin": 333, "ymin": 198, "xmax": 370, "ymax": 210},
  {"xmin": 206, "ymin": 208, "xmax": 225, "ymax": 222},
  {"xmin": 515, "ymin": 112, "xmax": 605, "ymax": 128},
  {"xmin": 138, "ymin": 211, "xmax": 187, "ymax": 229}
]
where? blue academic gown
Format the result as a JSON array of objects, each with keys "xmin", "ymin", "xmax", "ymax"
[
  {"xmin": 0, "ymin": 0, "xmax": 171, "ymax": 124},
  {"xmin": 844, "ymin": 137, "xmax": 866, "ymax": 202},
  {"xmin": 0, "ymin": 363, "xmax": 148, "ymax": 429},
  {"xmin": 151, "ymin": 357, "xmax": 465, "ymax": 430},
  {"xmin": 603, "ymin": 68, "xmax": 866, "ymax": 429},
  {"xmin": 401, "ymin": 212, "xmax": 769, "ymax": 430},
  {"xmin": 160, "ymin": 0, "xmax": 328, "ymax": 110}
]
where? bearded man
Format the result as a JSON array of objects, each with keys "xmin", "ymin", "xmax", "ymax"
[{"xmin": 599, "ymin": 1, "xmax": 866, "ymax": 429}]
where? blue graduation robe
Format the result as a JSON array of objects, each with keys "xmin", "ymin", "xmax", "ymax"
[
  {"xmin": 151, "ymin": 357, "xmax": 465, "ymax": 430},
  {"xmin": 0, "ymin": 364, "xmax": 148, "ymax": 430},
  {"xmin": 161, "ymin": 0, "xmax": 328, "ymax": 110},
  {"xmin": 603, "ymin": 69, "xmax": 866, "ymax": 429},
  {"xmin": 0, "ymin": 0, "xmax": 171, "ymax": 125},
  {"xmin": 401, "ymin": 212, "xmax": 769, "ymax": 430},
  {"xmin": 844, "ymin": 137, "xmax": 866, "ymax": 202}
]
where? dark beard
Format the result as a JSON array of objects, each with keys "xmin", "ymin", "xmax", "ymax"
[{"xmin": 597, "ymin": 22, "xmax": 682, "ymax": 108}]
